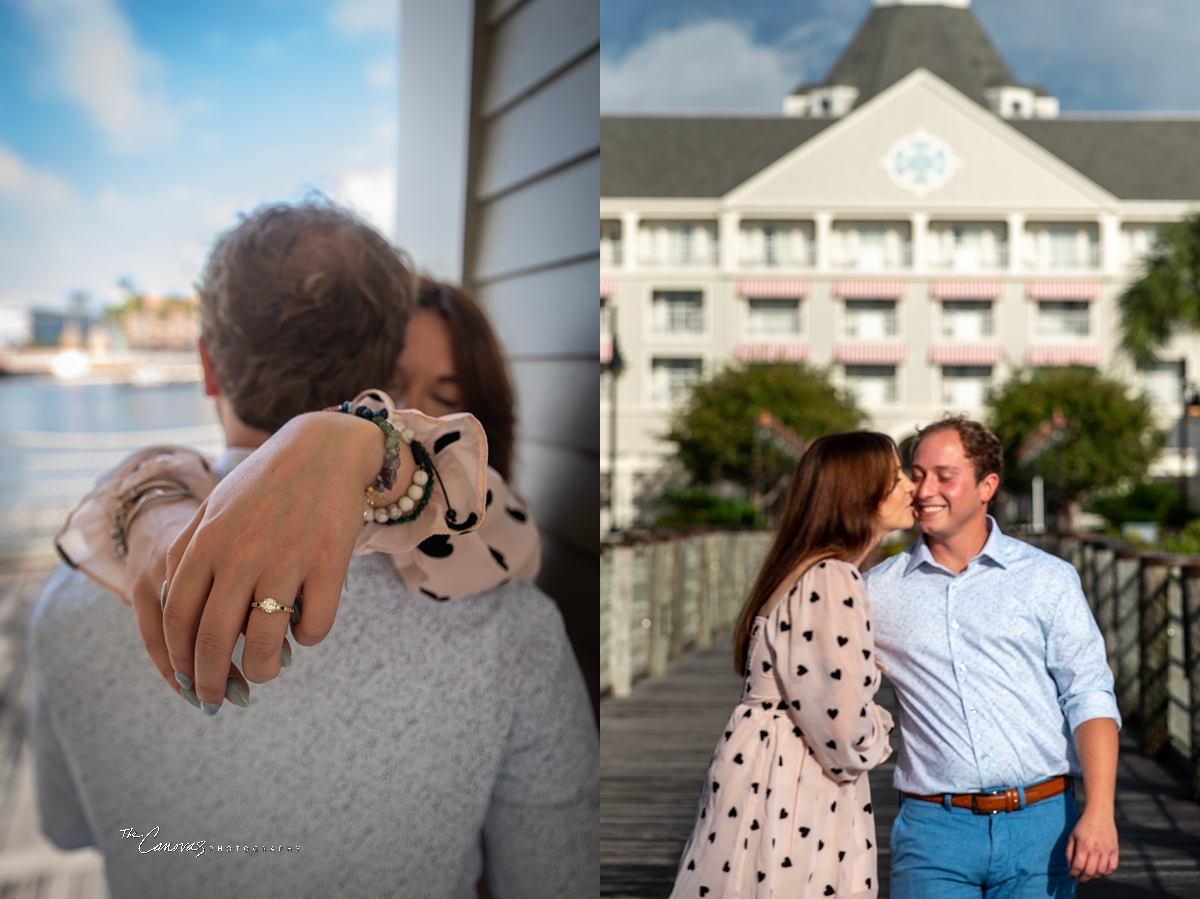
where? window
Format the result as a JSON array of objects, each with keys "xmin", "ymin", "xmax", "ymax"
[
  {"xmin": 1122, "ymin": 224, "xmax": 1161, "ymax": 269},
  {"xmin": 927, "ymin": 223, "xmax": 1007, "ymax": 271},
  {"xmin": 638, "ymin": 221, "xmax": 719, "ymax": 267},
  {"xmin": 845, "ymin": 365, "xmax": 897, "ymax": 406},
  {"xmin": 652, "ymin": 291, "xmax": 704, "ymax": 335},
  {"xmin": 740, "ymin": 221, "xmax": 814, "ymax": 268},
  {"xmin": 601, "ymin": 220, "xmax": 622, "ymax": 267},
  {"xmin": 942, "ymin": 366, "xmax": 993, "ymax": 408},
  {"xmin": 845, "ymin": 300, "xmax": 897, "ymax": 339},
  {"xmin": 747, "ymin": 299, "xmax": 801, "ymax": 337},
  {"xmin": 1142, "ymin": 360, "xmax": 1182, "ymax": 409},
  {"xmin": 651, "ymin": 357, "xmax": 702, "ymax": 405},
  {"xmin": 1037, "ymin": 301, "xmax": 1090, "ymax": 337},
  {"xmin": 941, "ymin": 301, "xmax": 993, "ymax": 339},
  {"xmin": 830, "ymin": 222, "xmax": 911, "ymax": 270},
  {"xmin": 1025, "ymin": 224, "xmax": 1100, "ymax": 270}
]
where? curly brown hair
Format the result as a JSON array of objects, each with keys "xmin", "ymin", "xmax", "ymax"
[
  {"xmin": 198, "ymin": 202, "xmax": 416, "ymax": 433},
  {"xmin": 911, "ymin": 415, "xmax": 1003, "ymax": 486}
]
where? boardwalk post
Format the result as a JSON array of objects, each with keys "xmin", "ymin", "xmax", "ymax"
[
  {"xmin": 1093, "ymin": 541, "xmax": 1116, "ymax": 661},
  {"xmin": 647, "ymin": 539, "xmax": 669, "ymax": 677},
  {"xmin": 610, "ymin": 544, "xmax": 634, "ymax": 698},
  {"xmin": 697, "ymin": 534, "xmax": 714, "ymax": 647},
  {"xmin": 1080, "ymin": 540, "xmax": 1096, "ymax": 613},
  {"xmin": 1140, "ymin": 556, "xmax": 1172, "ymax": 757},
  {"xmin": 670, "ymin": 537, "xmax": 687, "ymax": 661},
  {"xmin": 1114, "ymin": 546, "xmax": 1142, "ymax": 720},
  {"xmin": 1184, "ymin": 564, "xmax": 1200, "ymax": 798}
]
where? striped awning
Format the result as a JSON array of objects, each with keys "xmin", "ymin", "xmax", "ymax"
[
  {"xmin": 930, "ymin": 280, "xmax": 1004, "ymax": 300},
  {"xmin": 1026, "ymin": 281, "xmax": 1100, "ymax": 301},
  {"xmin": 735, "ymin": 343, "xmax": 810, "ymax": 363},
  {"xmin": 600, "ymin": 278, "xmax": 617, "ymax": 298},
  {"xmin": 929, "ymin": 345, "xmax": 1003, "ymax": 365},
  {"xmin": 834, "ymin": 344, "xmax": 907, "ymax": 364},
  {"xmin": 737, "ymin": 279, "xmax": 810, "ymax": 298},
  {"xmin": 1026, "ymin": 345, "xmax": 1101, "ymax": 367},
  {"xmin": 834, "ymin": 279, "xmax": 906, "ymax": 299},
  {"xmin": 600, "ymin": 337, "xmax": 612, "ymax": 364}
]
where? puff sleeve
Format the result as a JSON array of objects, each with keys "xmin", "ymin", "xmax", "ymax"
[{"xmin": 766, "ymin": 559, "xmax": 893, "ymax": 785}]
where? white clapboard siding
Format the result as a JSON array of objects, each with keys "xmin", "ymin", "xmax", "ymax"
[{"xmin": 466, "ymin": 0, "xmax": 599, "ymax": 706}]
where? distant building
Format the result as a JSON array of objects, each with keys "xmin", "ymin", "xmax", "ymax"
[
  {"xmin": 601, "ymin": 0, "xmax": 1200, "ymax": 529},
  {"xmin": 113, "ymin": 295, "xmax": 200, "ymax": 351},
  {"xmin": 30, "ymin": 307, "xmax": 101, "ymax": 348}
]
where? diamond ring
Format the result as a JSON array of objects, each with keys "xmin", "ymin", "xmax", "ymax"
[{"xmin": 250, "ymin": 597, "xmax": 296, "ymax": 615}]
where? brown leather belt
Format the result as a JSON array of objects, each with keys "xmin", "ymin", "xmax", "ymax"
[{"xmin": 902, "ymin": 775, "xmax": 1071, "ymax": 815}]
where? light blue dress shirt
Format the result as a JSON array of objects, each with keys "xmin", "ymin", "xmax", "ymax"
[{"xmin": 864, "ymin": 518, "xmax": 1120, "ymax": 795}]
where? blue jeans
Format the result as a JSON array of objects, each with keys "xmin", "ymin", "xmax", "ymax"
[{"xmin": 890, "ymin": 789, "xmax": 1078, "ymax": 898}]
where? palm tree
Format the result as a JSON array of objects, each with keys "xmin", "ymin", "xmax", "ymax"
[{"xmin": 1120, "ymin": 214, "xmax": 1200, "ymax": 366}]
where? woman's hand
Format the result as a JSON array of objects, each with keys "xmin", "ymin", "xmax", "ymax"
[{"xmin": 161, "ymin": 412, "xmax": 389, "ymax": 712}]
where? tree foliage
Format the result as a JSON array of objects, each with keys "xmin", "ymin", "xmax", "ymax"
[
  {"xmin": 1120, "ymin": 214, "xmax": 1200, "ymax": 366},
  {"xmin": 986, "ymin": 367, "xmax": 1162, "ymax": 514},
  {"xmin": 667, "ymin": 363, "xmax": 864, "ymax": 488}
]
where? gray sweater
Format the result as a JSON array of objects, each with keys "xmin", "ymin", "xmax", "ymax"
[{"xmin": 28, "ymin": 554, "xmax": 598, "ymax": 898}]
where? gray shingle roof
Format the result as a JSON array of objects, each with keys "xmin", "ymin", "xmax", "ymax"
[
  {"xmin": 602, "ymin": 115, "xmax": 1200, "ymax": 201},
  {"xmin": 821, "ymin": 5, "xmax": 1020, "ymax": 108}
]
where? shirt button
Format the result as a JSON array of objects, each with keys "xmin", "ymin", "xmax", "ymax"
[
  {"xmin": 952, "ymin": 622, "xmax": 960, "ymax": 629},
  {"xmin": 981, "ymin": 754, "xmax": 988, "ymax": 760},
  {"xmin": 969, "ymin": 708, "xmax": 976, "ymax": 713},
  {"xmin": 959, "ymin": 663, "xmax": 966, "ymax": 672}
]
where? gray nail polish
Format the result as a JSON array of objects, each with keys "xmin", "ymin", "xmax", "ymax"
[
  {"xmin": 225, "ymin": 679, "xmax": 250, "ymax": 708},
  {"xmin": 290, "ymin": 598, "xmax": 302, "ymax": 625},
  {"xmin": 200, "ymin": 701, "xmax": 220, "ymax": 716},
  {"xmin": 281, "ymin": 641, "xmax": 292, "ymax": 668},
  {"xmin": 180, "ymin": 687, "xmax": 201, "ymax": 709},
  {"xmin": 175, "ymin": 671, "xmax": 193, "ymax": 690}
]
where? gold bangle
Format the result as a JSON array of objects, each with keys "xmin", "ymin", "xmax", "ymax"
[{"xmin": 110, "ymin": 480, "xmax": 195, "ymax": 557}]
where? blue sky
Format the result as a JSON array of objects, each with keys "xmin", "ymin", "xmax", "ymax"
[
  {"xmin": 602, "ymin": 0, "xmax": 1200, "ymax": 114},
  {"xmin": 0, "ymin": 0, "xmax": 396, "ymax": 312}
]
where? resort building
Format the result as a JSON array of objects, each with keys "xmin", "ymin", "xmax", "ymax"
[{"xmin": 601, "ymin": 0, "xmax": 1200, "ymax": 530}]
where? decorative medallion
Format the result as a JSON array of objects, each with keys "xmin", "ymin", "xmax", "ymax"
[{"xmin": 880, "ymin": 128, "xmax": 961, "ymax": 197}]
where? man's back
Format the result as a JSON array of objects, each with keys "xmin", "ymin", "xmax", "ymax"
[{"xmin": 30, "ymin": 554, "xmax": 598, "ymax": 898}]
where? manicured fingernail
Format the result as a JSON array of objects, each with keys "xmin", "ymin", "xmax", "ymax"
[
  {"xmin": 290, "ymin": 598, "xmax": 302, "ymax": 625},
  {"xmin": 225, "ymin": 679, "xmax": 249, "ymax": 708},
  {"xmin": 160, "ymin": 579, "xmax": 169, "ymax": 609},
  {"xmin": 200, "ymin": 701, "xmax": 220, "ymax": 716},
  {"xmin": 180, "ymin": 687, "xmax": 201, "ymax": 709},
  {"xmin": 175, "ymin": 671, "xmax": 193, "ymax": 690},
  {"xmin": 280, "ymin": 641, "xmax": 292, "ymax": 668}
]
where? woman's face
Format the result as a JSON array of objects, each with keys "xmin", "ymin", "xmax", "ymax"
[
  {"xmin": 392, "ymin": 309, "xmax": 464, "ymax": 415},
  {"xmin": 876, "ymin": 455, "xmax": 916, "ymax": 533}
]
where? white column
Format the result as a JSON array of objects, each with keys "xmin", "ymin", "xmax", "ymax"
[
  {"xmin": 1101, "ymin": 214, "xmax": 1121, "ymax": 276},
  {"xmin": 720, "ymin": 211, "xmax": 740, "ymax": 274},
  {"xmin": 911, "ymin": 212, "xmax": 928, "ymax": 274},
  {"xmin": 815, "ymin": 212, "xmax": 832, "ymax": 273},
  {"xmin": 1007, "ymin": 212, "xmax": 1025, "ymax": 274},
  {"xmin": 622, "ymin": 211, "xmax": 639, "ymax": 272}
]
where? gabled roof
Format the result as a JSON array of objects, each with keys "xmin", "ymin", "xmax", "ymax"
[
  {"xmin": 818, "ymin": 4, "xmax": 1021, "ymax": 108},
  {"xmin": 601, "ymin": 114, "xmax": 1200, "ymax": 201}
]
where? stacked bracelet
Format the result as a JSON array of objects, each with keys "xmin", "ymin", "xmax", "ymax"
[
  {"xmin": 337, "ymin": 402, "xmax": 435, "ymax": 526},
  {"xmin": 110, "ymin": 479, "xmax": 195, "ymax": 557}
]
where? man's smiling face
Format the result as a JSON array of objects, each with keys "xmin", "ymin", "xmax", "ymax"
[{"xmin": 910, "ymin": 428, "xmax": 998, "ymax": 541}]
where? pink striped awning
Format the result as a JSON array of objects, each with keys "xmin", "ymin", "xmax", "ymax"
[
  {"xmin": 1025, "ymin": 281, "xmax": 1100, "ymax": 301},
  {"xmin": 834, "ymin": 344, "xmax": 908, "ymax": 364},
  {"xmin": 834, "ymin": 279, "xmax": 906, "ymax": 299},
  {"xmin": 930, "ymin": 280, "xmax": 1004, "ymax": 300},
  {"xmin": 737, "ymin": 279, "xmax": 810, "ymax": 298},
  {"xmin": 1026, "ymin": 345, "xmax": 1101, "ymax": 367},
  {"xmin": 929, "ymin": 345, "xmax": 1004, "ymax": 365},
  {"xmin": 600, "ymin": 337, "xmax": 612, "ymax": 364},
  {"xmin": 735, "ymin": 343, "xmax": 810, "ymax": 363},
  {"xmin": 600, "ymin": 278, "xmax": 616, "ymax": 298}
]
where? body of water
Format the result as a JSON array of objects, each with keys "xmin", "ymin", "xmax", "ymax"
[{"xmin": 0, "ymin": 377, "xmax": 223, "ymax": 564}]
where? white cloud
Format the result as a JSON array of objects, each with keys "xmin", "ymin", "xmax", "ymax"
[
  {"xmin": 329, "ymin": 0, "xmax": 396, "ymax": 39},
  {"xmin": 601, "ymin": 19, "xmax": 803, "ymax": 112},
  {"xmin": 16, "ymin": 0, "xmax": 175, "ymax": 152},
  {"xmin": 364, "ymin": 56, "xmax": 394, "ymax": 90},
  {"xmin": 331, "ymin": 166, "xmax": 397, "ymax": 238},
  {"xmin": 0, "ymin": 145, "xmax": 72, "ymax": 207}
]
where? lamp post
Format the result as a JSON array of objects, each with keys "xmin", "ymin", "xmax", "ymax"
[{"xmin": 603, "ymin": 308, "xmax": 625, "ymax": 533}]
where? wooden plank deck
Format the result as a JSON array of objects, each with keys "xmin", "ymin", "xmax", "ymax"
[{"xmin": 601, "ymin": 633, "xmax": 1200, "ymax": 899}]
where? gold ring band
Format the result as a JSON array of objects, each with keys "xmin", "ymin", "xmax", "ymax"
[{"xmin": 250, "ymin": 598, "xmax": 296, "ymax": 615}]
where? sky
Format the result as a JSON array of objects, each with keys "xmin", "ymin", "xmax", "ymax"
[
  {"xmin": 0, "ymin": 0, "xmax": 397, "ymax": 312},
  {"xmin": 601, "ymin": 0, "xmax": 1200, "ymax": 114}
]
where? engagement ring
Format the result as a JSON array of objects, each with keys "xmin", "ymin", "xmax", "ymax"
[{"xmin": 251, "ymin": 598, "xmax": 295, "ymax": 615}]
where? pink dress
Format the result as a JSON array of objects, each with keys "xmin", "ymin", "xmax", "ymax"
[{"xmin": 670, "ymin": 559, "xmax": 893, "ymax": 899}]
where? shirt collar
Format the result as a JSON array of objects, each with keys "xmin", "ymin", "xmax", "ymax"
[
  {"xmin": 212, "ymin": 446, "xmax": 256, "ymax": 480},
  {"xmin": 904, "ymin": 514, "xmax": 1011, "ymax": 576}
]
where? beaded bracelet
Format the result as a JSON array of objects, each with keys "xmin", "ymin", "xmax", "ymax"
[{"xmin": 337, "ymin": 402, "xmax": 435, "ymax": 526}]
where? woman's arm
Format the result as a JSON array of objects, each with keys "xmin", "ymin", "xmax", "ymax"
[{"xmin": 769, "ymin": 560, "xmax": 892, "ymax": 784}]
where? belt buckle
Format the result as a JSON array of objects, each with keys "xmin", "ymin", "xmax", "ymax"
[{"xmin": 971, "ymin": 788, "xmax": 1005, "ymax": 815}]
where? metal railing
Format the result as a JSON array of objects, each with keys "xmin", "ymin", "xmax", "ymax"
[
  {"xmin": 1033, "ymin": 533, "xmax": 1200, "ymax": 798},
  {"xmin": 600, "ymin": 530, "xmax": 772, "ymax": 697}
]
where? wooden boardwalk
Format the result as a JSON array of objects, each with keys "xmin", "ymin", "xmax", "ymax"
[{"xmin": 601, "ymin": 634, "xmax": 1200, "ymax": 899}]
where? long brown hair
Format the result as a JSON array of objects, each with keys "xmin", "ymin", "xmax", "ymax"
[
  {"xmin": 732, "ymin": 431, "xmax": 899, "ymax": 673},
  {"xmin": 414, "ymin": 280, "xmax": 516, "ymax": 480}
]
